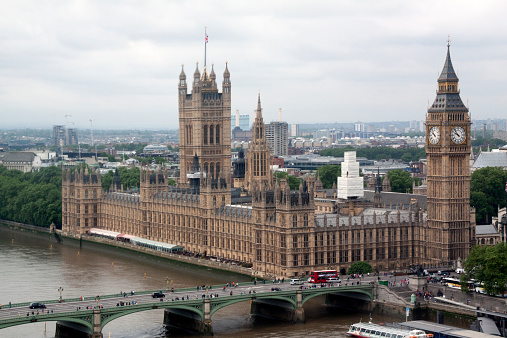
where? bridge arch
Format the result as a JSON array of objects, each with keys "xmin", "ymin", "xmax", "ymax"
[
  {"xmin": 301, "ymin": 287, "xmax": 373, "ymax": 306},
  {"xmin": 100, "ymin": 303, "xmax": 205, "ymax": 329},
  {"xmin": 0, "ymin": 314, "xmax": 93, "ymax": 332},
  {"xmin": 209, "ymin": 294, "xmax": 297, "ymax": 317}
]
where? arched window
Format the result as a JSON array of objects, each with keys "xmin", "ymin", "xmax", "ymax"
[
  {"xmin": 490, "ymin": 238, "xmax": 494, "ymax": 245},
  {"xmin": 209, "ymin": 125, "xmax": 214, "ymax": 144},
  {"xmin": 204, "ymin": 162, "xmax": 209, "ymax": 174},
  {"xmin": 213, "ymin": 196, "xmax": 216, "ymax": 207},
  {"xmin": 293, "ymin": 215, "xmax": 297, "ymax": 227},
  {"xmin": 215, "ymin": 124, "xmax": 220, "ymax": 144},
  {"xmin": 203, "ymin": 125, "xmax": 208, "ymax": 145},
  {"xmin": 210, "ymin": 163, "xmax": 215, "ymax": 178},
  {"xmin": 304, "ymin": 214, "xmax": 308, "ymax": 227},
  {"xmin": 216, "ymin": 162, "xmax": 220, "ymax": 177}
]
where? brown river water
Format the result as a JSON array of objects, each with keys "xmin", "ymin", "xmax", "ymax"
[{"xmin": 0, "ymin": 224, "xmax": 400, "ymax": 337}]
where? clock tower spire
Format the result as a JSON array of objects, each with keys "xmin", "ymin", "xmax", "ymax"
[{"xmin": 425, "ymin": 41, "xmax": 473, "ymax": 265}]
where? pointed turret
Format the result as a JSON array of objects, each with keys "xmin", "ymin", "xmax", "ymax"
[
  {"xmin": 223, "ymin": 61, "xmax": 230, "ymax": 78},
  {"xmin": 438, "ymin": 43, "xmax": 458, "ymax": 82},
  {"xmin": 193, "ymin": 62, "xmax": 200, "ymax": 85},
  {"xmin": 179, "ymin": 64, "xmax": 187, "ymax": 99},
  {"xmin": 179, "ymin": 64, "xmax": 186, "ymax": 81},
  {"xmin": 256, "ymin": 92, "xmax": 262, "ymax": 119}
]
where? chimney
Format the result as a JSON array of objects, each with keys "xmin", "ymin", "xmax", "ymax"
[
  {"xmin": 236, "ymin": 109, "xmax": 240, "ymax": 127},
  {"xmin": 278, "ymin": 108, "xmax": 282, "ymax": 122}
]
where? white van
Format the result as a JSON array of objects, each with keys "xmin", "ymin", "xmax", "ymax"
[
  {"xmin": 327, "ymin": 278, "xmax": 341, "ymax": 283},
  {"xmin": 290, "ymin": 279, "xmax": 304, "ymax": 285}
]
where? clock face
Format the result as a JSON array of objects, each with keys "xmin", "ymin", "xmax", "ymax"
[
  {"xmin": 451, "ymin": 126, "xmax": 466, "ymax": 144},
  {"xmin": 428, "ymin": 126, "xmax": 440, "ymax": 144}
]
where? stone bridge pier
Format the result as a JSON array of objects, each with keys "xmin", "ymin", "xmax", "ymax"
[
  {"xmin": 251, "ymin": 290, "xmax": 305, "ymax": 324},
  {"xmin": 55, "ymin": 309, "xmax": 103, "ymax": 338},
  {"xmin": 163, "ymin": 299, "xmax": 213, "ymax": 335}
]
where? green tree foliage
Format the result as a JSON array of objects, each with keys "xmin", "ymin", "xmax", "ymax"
[
  {"xmin": 461, "ymin": 243, "xmax": 507, "ymax": 296},
  {"xmin": 0, "ymin": 166, "xmax": 62, "ymax": 228},
  {"xmin": 168, "ymin": 178, "xmax": 176, "ymax": 186},
  {"xmin": 320, "ymin": 146, "xmax": 425, "ymax": 162},
  {"xmin": 470, "ymin": 167, "xmax": 507, "ymax": 224},
  {"xmin": 274, "ymin": 171, "xmax": 302, "ymax": 190},
  {"xmin": 317, "ymin": 165, "xmax": 341, "ymax": 189},
  {"xmin": 386, "ymin": 169, "xmax": 415, "ymax": 193},
  {"xmin": 348, "ymin": 261, "xmax": 373, "ymax": 275},
  {"xmin": 471, "ymin": 137, "xmax": 506, "ymax": 148}
]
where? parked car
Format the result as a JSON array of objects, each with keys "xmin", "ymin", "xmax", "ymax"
[
  {"xmin": 29, "ymin": 302, "xmax": 46, "ymax": 309},
  {"xmin": 152, "ymin": 292, "xmax": 165, "ymax": 298}
]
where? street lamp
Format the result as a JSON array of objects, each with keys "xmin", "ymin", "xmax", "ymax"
[
  {"xmin": 165, "ymin": 276, "xmax": 170, "ymax": 290},
  {"xmin": 58, "ymin": 287, "xmax": 64, "ymax": 302}
]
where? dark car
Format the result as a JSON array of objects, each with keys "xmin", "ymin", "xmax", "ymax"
[
  {"xmin": 152, "ymin": 292, "xmax": 165, "ymax": 298},
  {"xmin": 271, "ymin": 287, "xmax": 282, "ymax": 291},
  {"xmin": 29, "ymin": 302, "xmax": 46, "ymax": 309}
]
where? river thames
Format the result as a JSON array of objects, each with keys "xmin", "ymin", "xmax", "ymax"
[{"xmin": 0, "ymin": 224, "xmax": 395, "ymax": 337}]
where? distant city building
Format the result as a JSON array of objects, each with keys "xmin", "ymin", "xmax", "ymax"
[
  {"xmin": 52, "ymin": 125, "xmax": 66, "ymax": 147},
  {"xmin": 231, "ymin": 110, "xmax": 250, "ymax": 131},
  {"xmin": 290, "ymin": 124, "xmax": 299, "ymax": 137},
  {"xmin": 66, "ymin": 128, "xmax": 79, "ymax": 145},
  {"xmin": 143, "ymin": 144, "xmax": 169, "ymax": 154},
  {"xmin": 0, "ymin": 151, "xmax": 41, "ymax": 172},
  {"xmin": 265, "ymin": 121, "xmax": 288, "ymax": 156}
]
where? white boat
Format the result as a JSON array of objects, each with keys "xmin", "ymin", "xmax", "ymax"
[{"xmin": 347, "ymin": 322, "xmax": 432, "ymax": 338}]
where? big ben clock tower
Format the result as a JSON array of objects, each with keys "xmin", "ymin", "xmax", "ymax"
[{"xmin": 426, "ymin": 40, "xmax": 473, "ymax": 266}]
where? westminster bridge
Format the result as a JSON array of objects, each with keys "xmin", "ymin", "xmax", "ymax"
[{"xmin": 0, "ymin": 281, "xmax": 374, "ymax": 337}]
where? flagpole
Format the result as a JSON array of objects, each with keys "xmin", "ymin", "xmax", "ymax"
[{"xmin": 204, "ymin": 26, "xmax": 207, "ymax": 68}]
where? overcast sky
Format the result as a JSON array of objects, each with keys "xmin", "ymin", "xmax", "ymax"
[{"xmin": 1, "ymin": 1, "xmax": 506, "ymax": 130}]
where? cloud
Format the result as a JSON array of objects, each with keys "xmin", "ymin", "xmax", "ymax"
[{"xmin": 1, "ymin": 0, "xmax": 507, "ymax": 129}]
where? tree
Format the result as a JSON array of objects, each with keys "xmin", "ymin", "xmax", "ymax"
[
  {"xmin": 461, "ymin": 243, "xmax": 507, "ymax": 296},
  {"xmin": 386, "ymin": 169, "xmax": 414, "ymax": 193},
  {"xmin": 470, "ymin": 167, "xmax": 507, "ymax": 224},
  {"xmin": 317, "ymin": 165, "xmax": 341, "ymax": 189},
  {"xmin": 348, "ymin": 261, "xmax": 373, "ymax": 275},
  {"xmin": 168, "ymin": 178, "xmax": 176, "ymax": 186},
  {"xmin": 274, "ymin": 171, "xmax": 302, "ymax": 190},
  {"xmin": 0, "ymin": 166, "xmax": 62, "ymax": 228}
]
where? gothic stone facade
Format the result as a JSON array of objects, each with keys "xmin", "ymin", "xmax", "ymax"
[
  {"xmin": 62, "ymin": 46, "xmax": 474, "ymax": 277},
  {"xmin": 62, "ymin": 167, "xmax": 429, "ymax": 277}
]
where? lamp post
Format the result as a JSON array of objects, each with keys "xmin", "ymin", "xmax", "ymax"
[
  {"xmin": 165, "ymin": 276, "xmax": 170, "ymax": 290},
  {"xmin": 58, "ymin": 287, "xmax": 64, "ymax": 303}
]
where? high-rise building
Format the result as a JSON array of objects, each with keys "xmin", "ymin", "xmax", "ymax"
[
  {"xmin": 265, "ymin": 121, "xmax": 288, "ymax": 156},
  {"xmin": 66, "ymin": 128, "xmax": 79, "ymax": 145},
  {"xmin": 290, "ymin": 124, "xmax": 299, "ymax": 137},
  {"xmin": 52, "ymin": 125, "xmax": 66, "ymax": 147},
  {"xmin": 425, "ymin": 42, "xmax": 473, "ymax": 264},
  {"xmin": 231, "ymin": 110, "xmax": 250, "ymax": 131},
  {"xmin": 178, "ymin": 63, "xmax": 231, "ymax": 185}
]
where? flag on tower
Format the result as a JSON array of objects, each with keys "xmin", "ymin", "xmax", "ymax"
[{"xmin": 205, "ymin": 33, "xmax": 208, "ymax": 44}]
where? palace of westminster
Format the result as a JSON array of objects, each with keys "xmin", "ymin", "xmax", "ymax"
[{"xmin": 62, "ymin": 44, "xmax": 475, "ymax": 277}]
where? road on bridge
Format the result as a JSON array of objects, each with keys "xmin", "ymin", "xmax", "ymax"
[{"xmin": 0, "ymin": 277, "xmax": 377, "ymax": 322}]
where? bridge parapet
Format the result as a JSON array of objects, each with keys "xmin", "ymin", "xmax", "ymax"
[{"xmin": 0, "ymin": 283, "xmax": 375, "ymax": 336}]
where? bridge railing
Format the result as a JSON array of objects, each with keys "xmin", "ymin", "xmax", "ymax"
[{"xmin": 2, "ymin": 281, "xmax": 262, "ymax": 310}]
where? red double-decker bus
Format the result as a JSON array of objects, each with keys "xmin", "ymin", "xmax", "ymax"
[{"xmin": 309, "ymin": 270, "xmax": 338, "ymax": 283}]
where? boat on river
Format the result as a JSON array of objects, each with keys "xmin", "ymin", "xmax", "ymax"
[{"xmin": 347, "ymin": 322, "xmax": 432, "ymax": 338}]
